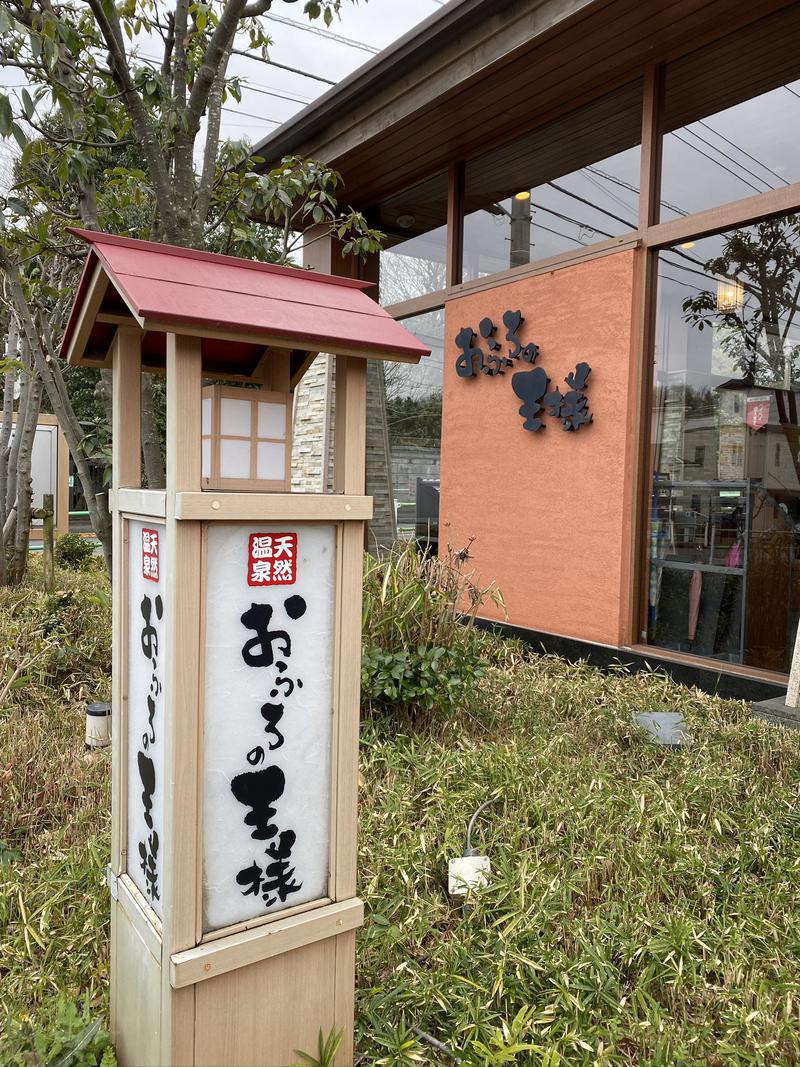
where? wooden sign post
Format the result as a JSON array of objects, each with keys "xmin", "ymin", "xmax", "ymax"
[{"xmin": 60, "ymin": 229, "xmax": 429, "ymax": 1067}]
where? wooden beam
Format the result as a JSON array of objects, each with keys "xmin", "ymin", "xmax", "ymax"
[
  {"xmin": 383, "ymin": 291, "xmax": 447, "ymax": 321},
  {"xmin": 162, "ymin": 332, "xmax": 203, "ymax": 1065},
  {"xmin": 109, "ymin": 326, "xmax": 141, "ymax": 1049},
  {"xmin": 113, "ymin": 488, "xmax": 167, "ymax": 518},
  {"xmin": 265, "ymin": 349, "xmax": 291, "ymax": 392},
  {"xmin": 645, "ymin": 179, "xmax": 800, "ymax": 248},
  {"xmin": 330, "ymin": 355, "xmax": 368, "ymax": 905},
  {"xmin": 142, "ymin": 319, "xmax": 423, "ymax": 365},
  {"xmin": 98, "ymin": 312, "xmax": 139, "ymax": 327},
  {"xmin": 638, "ymin": 63, "xmax": 662, "ymax": 230},
  {"xmin": 620, "ymin": 63, "xmax": 663, "ymax": 648},
  {"xmin": 169, "ymin": 899, "xmax": 364, "ymax": 989},
  {"xmin": 333, "ymin": 357, "xmax": 367, "ymax": 495},
  {"xmin": 201, "ymin": 896, "xmax": 334, "ymax": 945},
  {"xmin": 174, "ymin": 491, "xmax": 372, "ymax": 522},
  {"xmin": 118, "ymin": 874, "xmax": 163, "ymax": 964},
  {"xmin": 65, "ymin": 263, "xmax": 109, "ymax": 365},
  {"xmin": 449, "ymin": 234, "xmax": 641, "ymax": 300},
  {"xmin": 330, "ymin": 519, "xmax": 364, "ymax": 902},
  {"xmin": 446, "ymin": 161, "xmax": 464, "ymax": 288},
  {"xmin": 110, "ymin": 325, "xmax": 141, "ymax": 870},
  {"xmin": 289, "ymin": 350, "xmax": 319, "ymax": 389},
  {"xmin": 111, "ymin": 329, "xmax": 142, "ymax": 492}
]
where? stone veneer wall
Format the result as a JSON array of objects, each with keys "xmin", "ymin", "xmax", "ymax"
[
  {"xmin": 291, "ymin": 354, "xmax": 397, "ymax": 550},
  {"xmin": 291, "ymin": 353, "xmax": 332, "ymax": 494}
]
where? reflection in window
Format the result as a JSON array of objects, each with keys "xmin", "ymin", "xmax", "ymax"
[
  {"xmin": 461, "ymin": 82, "xmax": 641, "ymax": 282},
  {"xmin": 376, "ymin": 174, "xmax": 448, "ymax": 305},
  {"xmin": 660, "ymin": 8, "xmax": 800, "ymax": 221},
  {"xmin": 387, "ymin": 311, "xmax": 443, "ymax": 551},
  {"xmin": 648, "ymin": 215, "xmax": 800, "ymax": 671}
]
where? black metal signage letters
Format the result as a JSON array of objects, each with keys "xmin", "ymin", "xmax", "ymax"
[{"xmin": 454, "ymin": 311, "xmax": 593, "ymax": 432}]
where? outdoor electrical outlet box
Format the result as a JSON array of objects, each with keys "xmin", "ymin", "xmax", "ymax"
[{"xmin": 448, "ymin": 855, "xmax": 490, "ymax": 898}]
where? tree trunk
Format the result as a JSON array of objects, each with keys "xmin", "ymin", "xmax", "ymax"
[
  {"xmin": 10, "ymin": 356, "xmax": 43, "ymax": 586},
  {"xmin": 2, "ymin": 258, "xmax": 113, "ymax": 572},
  {"xmin": 0, "ymin": 321, "xmax": 19, "ymax": 526},
  {"xmin": 5, "ymin": 366, "xmax": 27, "ymax": 519},
  {"xmin": 0, "ymin": 325, "xmax": 20, "ymax": 587}
]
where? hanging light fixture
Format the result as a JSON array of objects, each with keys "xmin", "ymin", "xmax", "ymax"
[{"xmin": 716, "ymin": 276, "xmax": 744, "ymax": 313}]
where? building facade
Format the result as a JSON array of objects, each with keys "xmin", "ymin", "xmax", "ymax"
[{"xmin": 262, "ymin": 0, "xmax": 800, "ymax": 699}]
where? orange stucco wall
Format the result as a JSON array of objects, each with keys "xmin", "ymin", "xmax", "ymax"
[{"xmin": 440, "ymin": 249, "xmax": 638, "ymax": 647}]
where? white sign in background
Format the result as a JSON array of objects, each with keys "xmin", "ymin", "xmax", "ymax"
[
  {"xmin": 126, "ymin": 519, "xmax": 166, "ymax": 918},
  {"xmin": 202, "ymin": 523, "xmax": 336, "ymax": 932}
]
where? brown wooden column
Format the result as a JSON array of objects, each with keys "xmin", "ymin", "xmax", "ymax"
[{"xmin": 621, "ymin": 64, "xmax": 664, "ymax": 647}]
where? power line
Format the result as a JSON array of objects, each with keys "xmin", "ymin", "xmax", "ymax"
[
  {"xmin": 246, "ymin": 55, "xmax": 335, "ymax": 86},
  {"xmin": 530, "ymin": 221, "xmax": 589, "ymax": 246},
  {"xmin": 682, "ymin": 127, "xmax": 776, "ymax": 192},
  {"xmin": 136, "ymin": 48, "xmax": 314, "ymax": 107},
  {"xmin": 547, "ymin": 178, "xmax": 636, "ymax": 231},
  {"xmin": 237, "ymin": 81, "xmax": 312, "ymax": 105},
  {"xmin": 221, "ymin": 106, "xmax": 283, "ymax": 124},
  {"xmin": 697, "ymin": 119, "xmax": 789, "ymax": 189},
  {"xmin": 669, "ymin": 131, "xmax": 766, "ymax": 195},
  {"xmin": 586, "ymin": 165, "xmax": 689, "ymax": 218},
  {"xmin": 264, "ymin": 13, "xmax": 379, "ymax": 53},
  {"xmin": 530, "ymin": 202, "xmax": 614, "ymax": 241},
  {"xmin": 583, "ymin": 168, "xmax": 637, "ymax": 215},
  {"xmin": 658, "ymin": 271, "xmax": 707, "ymax": 294}
]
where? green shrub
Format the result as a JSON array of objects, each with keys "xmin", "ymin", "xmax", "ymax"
[
  {"xmin": 54, "ymin": 534, "xmax": 97, "ymax": 572},
  {"xmin": 361, "ymin": 541, "xmax": 503, "ymax": 724},
  {"xmin": 2, "ymin": 996, "xmax": 116, "ymax": 1067}
]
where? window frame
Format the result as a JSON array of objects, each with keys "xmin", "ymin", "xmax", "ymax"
[{"xmin": 379, "ymin": 27, "xmax": 800, "ymax": 682}]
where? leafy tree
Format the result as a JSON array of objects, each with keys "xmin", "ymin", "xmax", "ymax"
[
  {"xmin": 681, "ymin": 215, "xmax": 800, "ymax": 481},
  {"xmin": 0, "ymin": 0, "xmax": 383, "ymax": 574},
  {"xmin": 682, "ymin": 215, "xmax": 800, "ymax": 389},
  {"xmin": 386, "ymin": 392, "xmax": 442, "ymax": 448}
]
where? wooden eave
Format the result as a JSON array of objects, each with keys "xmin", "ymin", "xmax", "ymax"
[{"xmin": 253, "ymin": 0, "xmax": 798, "ymax": 210}]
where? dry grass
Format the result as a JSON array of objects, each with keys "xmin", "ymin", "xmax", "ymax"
[
  {"xmin": 3, "ymin": 563, "xmax": 800, "ymax": 1065},
  {"xmin": 0, "ymin": 559, "xmax": 111, "ymax": 1050}
]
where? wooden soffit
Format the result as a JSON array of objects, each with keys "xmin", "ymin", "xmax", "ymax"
[{"xmin": 253, "ymin": 0, "xmax": 797, "ymax": 208}]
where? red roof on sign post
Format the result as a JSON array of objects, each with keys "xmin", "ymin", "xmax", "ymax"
[{"xmin": 60, "ymin": 228, "xmax": 430, "ymax": 372}]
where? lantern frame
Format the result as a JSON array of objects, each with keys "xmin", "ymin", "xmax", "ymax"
[{"xmin": 201, "ymin": 383, "xmax": 291, "ymax": 492}]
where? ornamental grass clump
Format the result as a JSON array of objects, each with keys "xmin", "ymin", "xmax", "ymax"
[{"xmin": 361, "ymin": 540, "xmax": 503, "ymax": 724}]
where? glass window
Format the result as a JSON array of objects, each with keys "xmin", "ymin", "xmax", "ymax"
[
  {"xmin": 376, "ymin": 174, "xmax": 448, "ymax": 305},
  {"xmin": 462, "ymin": 81, "xmax": 641, "ymax": 282},
  {"xmin": 660, "ymin": 9, "xmax": 800, "ymax": 221},
  {"xmin": 386, "ymin": 310, "xmax": 443, "ymax": 551},
  {"xmin": 647, "ymin": 213, "xmax": 800, "ymax": 672}
]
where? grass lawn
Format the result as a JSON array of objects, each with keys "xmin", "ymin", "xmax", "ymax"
[{"xmin": 3, "ymin": 561, "xmax": 800, "ymax": 1065}]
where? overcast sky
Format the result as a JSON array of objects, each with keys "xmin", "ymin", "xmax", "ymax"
[
  {"xmin": 221, "ymin": 0, "xmax": 446, "ymax": 141},
  {"xmin": 0, "ymin": 0, "xmax": 447, "ymax": 181}
]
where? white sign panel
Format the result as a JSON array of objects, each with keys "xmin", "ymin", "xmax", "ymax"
[
  {"xmin": 202, "ymin": 523, "xmax": 335, "ymax": 932},
  {"xmin": 126, "ymin": 520, "xmax": 166, "ymax": 918}
]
